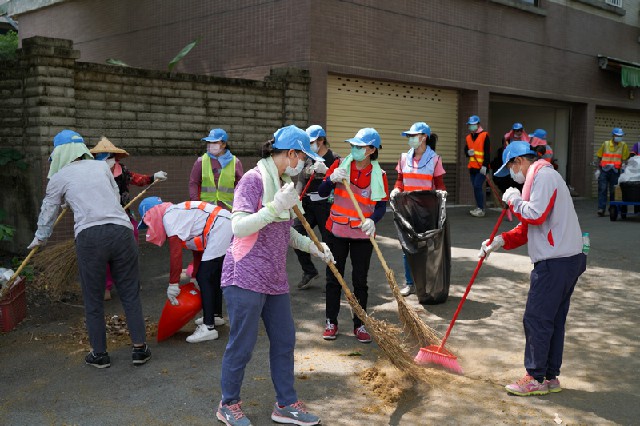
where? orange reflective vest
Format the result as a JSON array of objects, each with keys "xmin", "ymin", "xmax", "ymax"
[
  {"xmin": 399, "ymin": 151, "xmax": 436, "ymax": 191},
  {"xmin": 599, "ymin": 141, "xmax": 624, "ymax": 170},
  {"xmin": 328, "ymin": 180, "xmax": 377, "ymax": 239},
  {"xmin": 541, "ymin": 145, "xmax": 554, "ymax": 163},
  {"xmin": 466, "ymin": 132, "xmax": 488, "ymax": 169},
  {"xmin": 178, "ymin": 201, "xmax": 223, "ymax": 251}
]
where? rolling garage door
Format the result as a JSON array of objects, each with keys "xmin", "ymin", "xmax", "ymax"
[
  {"xmin": 326, "ymin": 75, "xmax": 458, "ymax": 198},
  {"xmin": 592, "ymin": 108, "xmax": 640, "ymax": 196}
]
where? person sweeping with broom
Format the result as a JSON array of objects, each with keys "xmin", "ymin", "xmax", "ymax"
[
  {"xmin": 89, "ymin": 136, "xmax": 168, "ymax": 301},
  {"xmin": 137, "ymin": 196, "xmax": 233, "ymax": 343},
  {"xmin": 478, "ymin": 141, "xmax": 586, "ymax": 396},
  {"xmin": 318, "ymin": 128, "xmax": 389, "ymax": 343},
  {"xmin": 216, "ymin": 125, "xmax": 332, "ymax": 426},
  {"xmin": 28, "ymin": 129, "xmax": 150, "ymax": 368}
]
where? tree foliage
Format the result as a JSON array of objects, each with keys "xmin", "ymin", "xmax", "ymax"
[{"xmin": 0, "ymin": 30, "xmax": 18, "ymax": 61}]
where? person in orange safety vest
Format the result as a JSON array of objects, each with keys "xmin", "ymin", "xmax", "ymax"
[
  {"xmin": 596, "ymin": 127, "xmax": 630, "ymax": 216},
  {"xmin": 464, "ymin": 115, "xmax": 490, "ymax": 217}
]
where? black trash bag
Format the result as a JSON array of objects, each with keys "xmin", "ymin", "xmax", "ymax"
[{"xmin": 391, "ymin": 190, "xmax": 451, "ymax": 305}]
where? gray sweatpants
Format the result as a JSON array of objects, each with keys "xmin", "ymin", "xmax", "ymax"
[{"xmin": 75, "ymin": 224, "xmax": 146, "ymax": 353}]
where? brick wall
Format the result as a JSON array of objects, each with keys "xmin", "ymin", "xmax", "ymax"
[{"xmin": 0, "ymin": 36, "xmax": 309, "ymax": 253}]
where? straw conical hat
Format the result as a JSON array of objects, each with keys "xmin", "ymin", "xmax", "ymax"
[{"xmin": 89, "ymin": 137, "xmax": 129, "ymax": 158}]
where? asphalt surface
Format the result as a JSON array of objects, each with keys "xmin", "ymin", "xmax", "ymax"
[{"xmin": 0, "ymin": 199, "xmax": 638, "ymax": 425}]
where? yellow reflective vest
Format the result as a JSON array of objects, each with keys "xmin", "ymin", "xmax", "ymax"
[{"xmin": 201, "ymin": 154, "xmax": 236, "ymax": 209}]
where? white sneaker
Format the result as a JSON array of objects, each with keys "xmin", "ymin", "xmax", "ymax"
[
  {"xmin": 469, "ymin": 208, "xmax": 485, "ymax": 217},
  {"xmin": 399, "ymin": 285, "xmax": 415, "ymax": 296},
  {"xmin": 195, "ymin": 316, "xmax": 226, "ymax": 326},
  {"xmin": 186, "ymin": 324, "xmax": 219, "ymax": 343}
]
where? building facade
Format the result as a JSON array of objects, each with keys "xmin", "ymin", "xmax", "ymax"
[{"xmin": 8, "ymin": 0, "xmax": 640, "ymax": 202}]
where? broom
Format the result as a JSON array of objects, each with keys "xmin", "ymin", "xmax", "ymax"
[
  {"xmin": 292, "ymin": 205, "xmax": 450, "ymax": 384},
  {"xmin": 0, "ymin": 208, "xmax": 69, "ymax": 300},
  {"xmin": 32, "ymin": 180, "xmax": 161, "ymax": 292},
  {"xmin": 414, "ymin": 207, "xmax": 508, "ymax": 373},
  {"xmin": 340, "ymin": 179, "xmax": 442, "ymax": 347}
]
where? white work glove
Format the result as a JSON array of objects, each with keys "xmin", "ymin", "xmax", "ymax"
[
  {"xmin": 154, "ymin": 171, "xmax": 168, "ymax": 181},
  {"xmin": 309, "ymin": 242, "xmax": 335, "ymax": 264},
  {"xmin": 312, "ymin": 161, "xmax": 328, "ymax": 174},
  {"xmin": 467, "ymin": 149, "xmax": 475, "ymax": 157},
  {"xmin": 436, "ymin": 189, "xmax": 448, "ymax": 198},
  {"xmin": 479, "ymin": 166, "xmax": 487, "ymax": 176},
  {"xmin": 502, "ymin": 187, "xmax": 522, "ymax": 205},
  {"xmin": 329, "ymin": 167, "xmax": 347, "ymax": 184},
  {"xmin": 189, "ymin": 277, "xmax": 200, "ymax": 291},
  {"xmin": 478, "ymin": 235, "xmax": 505, "ymax": 259},
  {"xmin": 359, "ymin": 218, "xmax": 376, "ymax": 236},
  {"xmin": 271, "ymin": 182, "xmax": 298, "ymax": 214},
  {"xmin": 390, "ymin": 188, "xmax": 401, "ymax": 199},
  {"xmin": 167, "ymin": 283, "xmax": 180, "ymax": 306},
  {"xmin": 27, "ymin": 236, "xmax": 47, "ymax": 250}
]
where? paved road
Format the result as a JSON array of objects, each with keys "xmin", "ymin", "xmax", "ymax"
[{"xmin": 0, "ymin": 199, "xmax": 638, "ymax": 425}]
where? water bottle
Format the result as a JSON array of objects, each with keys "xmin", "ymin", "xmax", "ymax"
[{"xmin": 582, "ymin": 232, "xmax": 590, "ymax": 255}]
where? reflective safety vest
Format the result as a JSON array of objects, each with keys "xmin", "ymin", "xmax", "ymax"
[
  {"xmin": 177, "ymin": 201, "xmax": 223, "ymax": 251},
  {"xmin": 201, "ymin": 154, "xmax": 236, "ymax": 209},
  {"xmin": 328, "ymin": 180, "xmax": 377, "ymax": 239},
  {"xmin": 466, "ymin": 132, "xmax": 488, "ymax": 169},
  {"xmin": 400, "ymin": 151, "xmax": 436, "ymax": 191},
  {"xmin": 599, "ymin": 141, "xmax": 624, "ymax": 170}
]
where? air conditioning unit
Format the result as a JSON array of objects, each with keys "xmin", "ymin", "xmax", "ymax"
[{"xmin": 605, "ymin": 0, "xmax": 623, "ymax": 7}]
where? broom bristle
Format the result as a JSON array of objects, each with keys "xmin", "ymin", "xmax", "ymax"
[{"xmin": 414, "ymin": 346, "xmax": 463, "ymax": 374}]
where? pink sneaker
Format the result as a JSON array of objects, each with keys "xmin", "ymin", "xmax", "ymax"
[
  {"xmin": 354, "ymin": 325, "xmax": 372, "ymax": 343},
  {"xmin": 546, "ymin": 378, "xmax": 562, "ymax": 393},
  {"xmin": 505, "ymin": 374, "xmax": 549, "ymax": 396},
  {"xmin": 322, "ymin": 320, "xmax": 338, "ymax": 340}
]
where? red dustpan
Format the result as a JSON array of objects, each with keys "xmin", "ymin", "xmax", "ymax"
[{"xmin": 156, "ymin": 282, "xmax": 202, "ymax": 342}]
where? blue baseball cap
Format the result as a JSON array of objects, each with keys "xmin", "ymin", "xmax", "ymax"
[
  {"xmin": 528, "ymin": 128, "xmax": 547, "ymax": 139},
  {"xmin": 345, "ymin": 128, "xmax": 382, "ymax": 149},
  {"xmin": 494, "ymin": 141, "xmax": 537, "ymax": 177},
  {"xmin": 612, "ymin": 127, "xmax": 624, "ymax": 136},
  {"xmin": 512, "ymin": 123, "xmax": 524, "ymax": 130},
  {"xmin": 138, "ymin": 196, "xmax": 163, "ymax": 230},
  {"xmin": 273, "ymin": 125, "xmax": 324, "ymax": 162},
  {"xmin": 306, "ymin": 125, "xmax": 326, "ymax": 141},
  {"xmin": 53, "ymin": 130, "xmax": 84, "ymax": 147},
  {"xmin": 202, "ymin": 128, "xmax": 228, "ymax": 143},
  {"xmin": 401, "ymin": 122, "xmax": 431, "ymax": 137},
  {"xmin": 467, "ymin": 115, "xmax": 480, "ymax": 125}
]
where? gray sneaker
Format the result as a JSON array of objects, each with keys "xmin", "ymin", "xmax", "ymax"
[
  {"xmin": 217, "ymin": 401, "xmax": 252, "ymax": 426},
  {"xmin": 271, "ymin": 401, "xmax": 320, "ymax": 425},
  {"xmin": 297, "ymin": 273, "xmax": 319, "ymax": 290},
  {"xmin": 399, "ymin": 285, "xmax": 415, "ymax": 296}
]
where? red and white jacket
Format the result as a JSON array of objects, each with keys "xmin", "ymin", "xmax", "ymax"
[{"xmin": 502, "ymin": 160, "xmax": 582, "ymax": 263}]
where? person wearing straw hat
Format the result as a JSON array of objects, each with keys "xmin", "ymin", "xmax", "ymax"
[
  {"xmin": 390, "ymin": 122, "xmax": 447, "ymax": 298},
  {"xmin": 137, "ymin": 196, "xmax": 233, "ymax": 343},
  {"xmin": 217, "ymin": 125, "xmax": 331, "ymax": 426},
  {"xmin": 292, "ymin": 124, "xmax": 340, "ymax": 290},
  {"xmin": 90, "ymin": 136, "xmax": 168, "ymax": 301},
  {"xmin": 478, "ymin": 141, "xmax": 586, "ymax": 396},
  {"xmin": 189, "ymin": 128, "xmax": 243, "ymax": 210},
  {"xmin": 317, "ymin": 128, "xmax": 389, "ymax": 343},
  {"xmin": 29, "ymin": 129, "xmax": 151, "ymax": 368}
]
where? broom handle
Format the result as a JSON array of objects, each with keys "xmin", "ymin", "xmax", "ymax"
[
  {"xmin": 437, "ymin": 208, "xmax": 508, "ymax": 350},
  {"xmin": 0, "ymin": 208, "xmax": 69, "ymax": 299},
  {"xmin": 123, "ymin": 179, "xmax": 160, "ymax": 210},
  {"xmin": 341, "ymin": 179, "xmax": 392, "ymax": 274},
  {"xmin": 299, "ymin": 172, "xmax": 315, "ymax": 200}
]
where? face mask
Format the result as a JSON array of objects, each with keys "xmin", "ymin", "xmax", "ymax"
[
  {"xmin": 468, "ymin": 125, "xmax": 478, "ymax": 132},
  {"xmin": 510, "ymin": 163, "xmax": 526, "ymax": 184},
  {"xmin": 285, "ymin": 155, "xmax": 304, "ymax": 176},
  {"xmin": 351, "ymin": 146, "xmax": 367, "ymax": 161},
  {"xmin": 208, "ymin": 143, "xmax": 223, "ymax": 156},
  {"xmin": 105, "ymin": 157, "xmax": 116, "ymax": 168},
  {"xmin": 613, "ymin": 137, "xmax": 623, "ymax": 143},
  {"xmin": 310, "ymin": 142, "xmax": 319, "ymax": 153},
  {"xmin": 408, "ymin": 136, "xmax": 421, "ymax": 149}
]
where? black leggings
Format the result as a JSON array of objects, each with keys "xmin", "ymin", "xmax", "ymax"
[{"xmin": 196, "ymin": 255, "xmax": 225, "ymax": 327}]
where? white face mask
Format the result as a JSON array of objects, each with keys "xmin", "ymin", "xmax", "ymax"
[
  {"xmin": 310, "ymin": 142, "xmax": 319, "ymax": 153},
  {"xmin": 510, "ymin": 163, "xmax": 526, "ymax": 184},
  {"xmin": 105, "ymin": 158, "xmax": 116, "ymax": 168},
  {"xmin": 208, "ymin": 143, "xmax": 223, "ymax": 156},
  {"xmin": 408, "ymin": 136, "xmax": 421, "ymax": 149},
  {"xmin": 285, "ymin": 155, "xmax": 304, "ymax": 176}
]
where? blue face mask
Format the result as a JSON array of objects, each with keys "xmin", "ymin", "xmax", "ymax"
[
  {"xmin": 351, "ymin": 146, "xmax": 367, "ymax": 161},
  {"xmin": 614, "ymin": 137, "xmax": 623, "ymax": 143}
]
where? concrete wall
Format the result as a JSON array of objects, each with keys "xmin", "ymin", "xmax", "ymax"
[{"xmin": 0, "ymin": 36, "xmax": 309, "ymax": 253}]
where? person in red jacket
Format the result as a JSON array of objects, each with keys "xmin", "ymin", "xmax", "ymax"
[{"xmin": 139, "ymin": 196, "xmax": 233, "ymax": 343}]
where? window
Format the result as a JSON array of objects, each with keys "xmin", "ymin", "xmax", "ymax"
[
  {"xmin": 605, "ymin": 0, "xmax": 622, "ymax": 7},
  {"xmin": 520, "ymin": 0, "xmax": 539, "ymax": 5}
]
